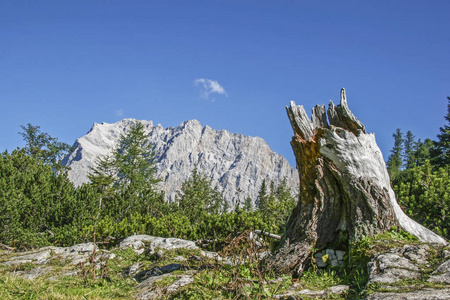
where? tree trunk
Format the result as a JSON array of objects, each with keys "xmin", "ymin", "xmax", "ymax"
[{"xmin": 264, "ymin": 88, "xmax": 447, "ymax": 277}]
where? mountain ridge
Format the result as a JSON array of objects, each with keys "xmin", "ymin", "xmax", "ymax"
[{"xmin": 62, "ymin": 119, "xmax": 299, "ymax": 206}]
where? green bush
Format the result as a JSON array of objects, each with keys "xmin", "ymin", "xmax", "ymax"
[
  {"xmin": 393, "ymin": 161, "xmax": 449, "ymax": 239},
  {"xmin": 0, "ymin": 149, "xmax": 99, "ymax": 248}
]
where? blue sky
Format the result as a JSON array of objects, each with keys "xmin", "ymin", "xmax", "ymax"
[{"xmin": 1, "ymin": 0, "xmax": 449, "ymax": 166}]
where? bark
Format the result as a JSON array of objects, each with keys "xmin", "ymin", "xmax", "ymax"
[{"xmin": 264, "ymin": 88, "xmax": 447, "ymax": 277}]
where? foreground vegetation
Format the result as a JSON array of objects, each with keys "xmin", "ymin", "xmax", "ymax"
[
  {"xmin": 1, "ymin": 228, "xmax": 436, "ymax": 299},
  {"xmin": 0, "ymin": 122, "xmax": 295, "ymax": 250}
]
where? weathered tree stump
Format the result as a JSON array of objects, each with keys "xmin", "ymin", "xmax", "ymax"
[{"xmin": 265, "ymin": 88, "xmax": 447, "ymax": 277}]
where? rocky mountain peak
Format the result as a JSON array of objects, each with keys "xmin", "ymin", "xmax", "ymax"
[{"xmin": 62, "ymin": 119, "xmax": 298, "ymax": 206}]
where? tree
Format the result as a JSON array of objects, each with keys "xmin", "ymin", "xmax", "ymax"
[
  {"xmin": 403, "ymin": 131, "xmax": 416, "ymax": 169},
  {"xmin": 19, "ymin": 123, "xmax": 72, "ymax": 170},
  {"xmin": 244, "ymin": 196, "xmax": 253, "ymax": 212},
  {"xmin": 412, "ymin": 138, "xmax": 433, "ymax": 167},
  {"xmin": 256, "ymin": 179, "xmax": 268, "ymax": 213},
  {"xmin": 114, "ymin": 121, "xmax": 160, "ymax": 189},
  {"xmin": 387, "ymin": 128, "xmax": 404, "ymax": 178},
  {"xmin": 88, "ymin": 154, "xmax": 115, "ymax": 198},
  {"xmin": 174, "ymin": 168, "xmax": 223, "ymax": 222},
  {"xmin": 88, "ymin": 121, "xmax": 165, "ymax": 220},
  {"xmin": 431, "ymin": 97, "xmax": 450, "ymax": 168},
  {"xmin": 255, "ymin": 178, "xmax": 296, "ymax": 232}
]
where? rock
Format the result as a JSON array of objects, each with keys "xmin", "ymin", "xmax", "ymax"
[
  {"xmin": 148, "ymin": 237, "xmax": 198, "ymax": 253},
  {"xmin": 336, "ymin": 250, "xmax": 345, "ymax": 262},
  {"xmin": 399, "ymin": 244, "xmax": 430, "ymax": 266},
  {"xmin": 366, "ymin": 245, "xmax": 450, "ymax": 298},
  {"xmin": 134, "ymin": 265, "xmax": 196, "ymax": 299},
  {"xmin": 134, "ymin": 263, "xmax": 187, "ymax": 282},
  {"xmin": 120, "ymin": 235, "xmax": 199, "ymax": 254},
  {"xmin": 274, "ymin": 284, "xmax": 349, "ymax": 299},
  {"xmin": 135, "ymin": 274, "xmax": 195, "ymax": 300},
  {"xmin": 122, "ymin": 262, "xmax": 144, "ymax": 278},
  {"xmin": 62, "ymin": 119, "xmax": 299, "ymax": 207},
  {"xmin": 119, "ymin": 235, "xmax": 152, "ymax": 251},
  {"xmin": 48, "ymin": 270, "xmax": 79, "ymax": 281},
  {"xmin": 12, "ymin": 266, "xmax": 53, "ymax": 280},
  {"xmin": 366, "ymin": 288, "xmax": 450, "ymax": 300},
  {"xmin": 2, "ymin": 243, "xmax": 101, "ymax": 268},
  {"xmin": 314, "ymin": 251, "xmax": 328, "ymax": 268},
  {"xmin": 443, "ymin": 250, "xmax": 450, "ymax": 259},
  {"xmin": 64, "ymin": 243, "xmax": 98, "ymax": 253},
  {"xmin": 428, "ymin": 259, "xmax": 450, "ymax": 284},
  {"xmin": 166, "ymin": 274, "xmax": 194, "ymax": 292},
  {"xmin": 313, "ymin": 249, "xmax": 344, "ymax": 268},
  {"xmin": 2, "ymin": 249, "xmax": 51, "ymax": 265},
  {"xmin": 367, "ymin": 250, "xmax": 421, "ymax": 285},
  {"xmin": 325, "ymin": 285, "xmax": 349, "ymax": 296}
]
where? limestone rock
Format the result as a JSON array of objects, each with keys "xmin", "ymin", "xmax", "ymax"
[
  {"xmin": 2, "ymin": 249, "xmax": 51, "ymax": 266},
  {"xmin": 428, "ymin": 259, "xmax": 450, "ymax": 284},
  {"xmin": 274, "ymin": 284, "xmax": 349, "ymax": 299},
  {"xmin": 119, "ymin": 235, "xmax": 199, "ymax": 254},
  {"xmin": 366, "ymin": 288, "xmax": 450, "ymax": 300},
  {"xmin": 366, "ymin": 244, "xmax": 450, "ymax": 299},
  {"xmin": 135, "ymin": 273, "xmax": 195, "ymax": 300},
  {"xmin": 62, "ymin": 119, "xmax": 298, "ymax": 206},
  {"xmin": 11, "ymin": 266, "xmax": 53, "ymax": 280}
]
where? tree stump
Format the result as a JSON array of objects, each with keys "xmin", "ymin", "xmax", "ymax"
[{"xmin": 265, "ymin": 88, "xmax": 447, "ymax": 277}]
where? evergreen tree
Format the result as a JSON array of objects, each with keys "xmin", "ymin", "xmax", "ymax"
[
  {"xmin": 431, "ymin": 97, "xmax": 450, "ymax": 168},
  {"xmin": 244, "ymin": 196, "xmax": 253, "ymax": 212},
  {"xmin": 254, "ymin": 178, "xmax": 296, "ymax": 232},
  {"xmin": 403, "ymin": 131, "xmax": 416, "ymax": 169},
  {"xmin": 174, "ymin": 168, "xmax": 223, "ymax": 222},
  {"xmin": 19, "ymin": 123, "xmax": 72, "ymax": 170},
  {"xmin": 88, "ymin": 121, "xmax": 165, "ymax": 220},
  {"xmin": 387, "ymin": 128, "xmax": 404, "ymax": 178},
  {"xmin": 413, "ymin": 138, "xmax": 433, "ymax": 167},
  {"xmin": 114, "ymin": 121, "xmax": 160, "ymax": 189},
  {"xmin": 88, "ymin": 154, "xmax": 115, "ymax": 199},
  {"xmin": 256, "ymin": 179, "xmax": 268, "ymax": 212}
]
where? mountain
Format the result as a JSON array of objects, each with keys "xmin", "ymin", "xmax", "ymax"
[{"xmin": 62, "ymin": 119, "xmax": 299, "ymax": 206}]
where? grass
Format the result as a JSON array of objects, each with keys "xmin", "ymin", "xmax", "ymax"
[{"xmin": 0, "ymin": 272, "xmax": 136, "ymax": 299}]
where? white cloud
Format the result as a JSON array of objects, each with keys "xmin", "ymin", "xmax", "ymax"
[
  {"xmin": 194, "ymin": 78, "xmax": 228, "ymax": 100},
  {"xmin": 116, "ymin": 109, "xmax": 124, "ymax": 117}
]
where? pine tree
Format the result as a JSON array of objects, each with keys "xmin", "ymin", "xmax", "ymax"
[
  {"xmin": 256, "ymin": 179, "xmax": 268, "ymax": 212},
  {"xmin": 403, "ymin": 131, "xmax": 416, "ymax": 169},
  {"xmin": 431, "ymin": 97, "xmax": 450, "ymax": 168},
  {"xmin": 413, "ymin": 138, "xmax": 433, "ymax": 167},
  {"xmin": 175, "ymin": 168, "xmax": 223, "ymax": 221},
  {"xmin": 387, "ymin": 128, "xmax": 404, "ymax": 178},
  {"xmin": 114, "ymin": 121, "xmax": 160, "ymax": 190},
  {"xmin": 88, "ymin": 121, "xmax": 165, "ymax": 220},
  {"xmin": 88, "ymin": 154, "xmax": 115, "ymax": 198},
  {"xmin": 244, "ymin": 196, "xmax": 253, "ymax": 212}
]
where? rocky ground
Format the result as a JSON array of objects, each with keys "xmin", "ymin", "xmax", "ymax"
[
  {"xmin": 1, "ymin": 234, "xmax": 449, "ymax": 299},
  {"xmin": 365, "ymin": 243, "xmax": 450, "ymax": 299}
]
